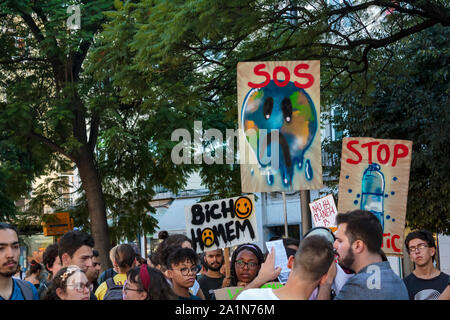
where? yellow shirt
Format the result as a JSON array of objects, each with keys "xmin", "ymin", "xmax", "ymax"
[{"xmin": 95, "ymin": 273, "xmax": 127, "ymax": 300}]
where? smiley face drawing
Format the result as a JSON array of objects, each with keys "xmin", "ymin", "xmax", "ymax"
[
  {"xmin": 234, "ymin": 196, "xmax": 253, "ymax": 219},
  {"xmin": 201, "ymin": 228, "xmax": 215, "ymax": 247}
]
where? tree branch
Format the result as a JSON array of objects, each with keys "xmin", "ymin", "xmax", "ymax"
[
  {"xmin": 19, "ymin": 11, "xmax": 65, "ymax": 84},
  {"xmin": 18, "ymin": 12, "xmax": 45, "ymax": 43},
  {"xmin": 27, "ymin": 131, "xmax": 76, "ymax": 162}
]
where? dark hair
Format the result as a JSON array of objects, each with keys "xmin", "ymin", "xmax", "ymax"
[
  {"xmin": 92, "ymin": 249, "xmax": 99, "ymax": 258},
  {"xmin": 154, "ymin": 234, "xmax": 192, "ymax": 268},
  {"xmin": 283, "ymin": 237, "xmax": 300, "ymax": 258},
  {"xmin": 136, "ymin": 255, "xmax": 146, "ymax": 265},
  {"xmin": 166, "ymin": 247, "xmax": 198, "ymax": 269},
  {"xmin": 335, "ymin": 210, "xmax": 382, "ymax": 254},
  {"xmin": 200, "ymin": 252, "xmax": 208, "ymax": 270},
  {"xmin": 294, "ymin": 235, "xmax": 334, "ymax": 281},
  {"xmin": 379, "ymin": 249, "xmax": 388, "ymax": 262},
  {"xmin": 0, "ymin": 223, "xmax": 18, "ymax": 237},
  {"xmin": 147, "ymin": 253, "xmax": 158, "ymax": 266},
  {"xmin": 127, "ymin": 266, "xmax": 177, "ymax": 300},
  {"xmin": 405, "ymin": 230, "xmax": 436, "ymax": 259},
  {"xmin": 165, "ymin": 234, "xmax": 192, "ymax": 247},
  {"xmin": 115, "ymin": 244, "xmax": 136, "ymax": 270},
  {"xmin": 58, "ymin": 230, "xmax": 94, "ymax": 261},
  {"xmin": 43, "ymin": 266, "xmax": 84, "ymax": 300},
  {"xmin": 158, "ymin": 230, "xmax": 169, "ymax": 240},
  {"xmin": 230, "ymin": 243, "xmax": 264, "ymax": 286},
  {"xmin": 28, "ymin": 260, "xmax": 43, "ymax": 275},
  {"xmin": 283, "ymin": 237, "xmax": 300, "ymax": 248},
  {"xmin": 43, "ymin": 244, "xmax": 59, "ymax": 273}
]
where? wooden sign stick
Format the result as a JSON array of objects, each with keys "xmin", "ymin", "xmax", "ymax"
[{"xmin": 224, "ymin": 247, "xmax": 231, "ymax": 278}]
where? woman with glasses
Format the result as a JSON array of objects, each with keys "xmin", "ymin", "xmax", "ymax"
[
  {"xmin": 223, "ymin": 243, "xmax": 264, "ymax": 288},
  {"xmin": 123, "ymin": 265, "xmax": 177, "ymax": 300},
  {"xmin": 43, "ymin": 265, "xmax": 90, "ymax": 300}
]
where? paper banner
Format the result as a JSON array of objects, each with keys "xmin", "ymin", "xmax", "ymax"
[{"xmin": 309, "ymin": 194, "xmax": 338, "ymax": 230}]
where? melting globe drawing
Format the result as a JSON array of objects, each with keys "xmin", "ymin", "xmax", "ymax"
[{"xmin": 242, "ymin": 80, "xmax": 318, "ymax": 187}]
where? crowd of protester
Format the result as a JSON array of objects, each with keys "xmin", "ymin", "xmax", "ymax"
[{"xmin": 1, "ymin": 209, "xmax": 449, "ymax": 300}]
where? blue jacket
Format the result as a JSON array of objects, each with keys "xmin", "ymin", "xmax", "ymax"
[{"xmin": 335, "ymin": 261, "xmax": 409, "ymax": 300}]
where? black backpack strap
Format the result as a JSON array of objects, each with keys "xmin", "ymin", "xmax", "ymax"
[
  {"xmin": 106, "ymin": 277, "xmax": 115, "ymax": 290},
  {"xmin": 15, "ymin": 279, "xmax": 34, "ymax": 300}
]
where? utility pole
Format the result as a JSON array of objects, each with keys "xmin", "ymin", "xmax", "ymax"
[
  {"xmin": 300, "ymin": 190, "xmax": 312, "ymax": 238},
  {"xmin": 282, "ymin": 192, "xmax": 288, "ymax": 237}
]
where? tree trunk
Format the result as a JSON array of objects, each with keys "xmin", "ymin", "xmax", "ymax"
[{"xmin": 75, "ymin": 146, "xmax": 112, "ymax": 272}]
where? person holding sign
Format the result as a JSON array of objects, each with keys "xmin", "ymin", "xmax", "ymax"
[{"xmin": 237, "ymin": 235, "xmax": 335, "ymax": 300}]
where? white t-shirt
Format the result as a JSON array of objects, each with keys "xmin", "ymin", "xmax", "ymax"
[{"xmin": 236, "ymin": 288, "xmax": 280, "ymax": 300}]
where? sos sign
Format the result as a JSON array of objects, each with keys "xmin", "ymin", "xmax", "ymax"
[{"xmin": 247, "ymin": 63, "xmax": 315, "ymax": 89}]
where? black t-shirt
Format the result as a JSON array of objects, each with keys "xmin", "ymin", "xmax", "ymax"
[
  {"xmin": 403, "ymin": 272, "xmax": 449, "ymax": 300},
  {"xmin": 197, "ymin": 274, "xmax": 225, "ymax": 300}
]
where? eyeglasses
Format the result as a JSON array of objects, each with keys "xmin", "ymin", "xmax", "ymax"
[
  {"xmin": 123, "ymin": 280, "xmax": 144, "ymax": 293},
  {"xmin": 235, "ymin": 260, "xmax": 259, "ymax": 270},
  {"xmin": 174, "ymin": 266, "xmax": 197, "ymax": 276},
  {"xmin": 66, "ymin": 282, "xmax": 90, "ymax": 293},
  {"xmin": 409, "ymin": 243, "xmax": 428, "ymax": 254}
]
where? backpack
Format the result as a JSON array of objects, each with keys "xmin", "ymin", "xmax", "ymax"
[
  {"xmin": 103, "ymin": 277, "xmax": 123, "ymax": 300},
  {"xmin": 15, "ymin": 279, "xmax": 35, "ymax": 300},
  {"xmin": 98, "ymin": 268, "xmax": 117, "ymax": 285}
]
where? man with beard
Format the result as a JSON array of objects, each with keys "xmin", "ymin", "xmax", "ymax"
[
  {"xmin": 332, "ymin": 210, "xmax": 408, "ymax": 300},
  {"xmin": 0, "ymin": 223, "xmax": 39, "ymax": 300},
  {"xmin": 197, "ymin": 249, "xmax": 225, "ymax": 300}
]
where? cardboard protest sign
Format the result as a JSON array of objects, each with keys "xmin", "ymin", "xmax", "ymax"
[
  {"xmin": 338, "ymin": 137, "xmax": 413, "ymax": 255},
  {"xmin": 214, "ymin": 282, "xmax": 283, "ymax": 300},
  {"xmin": 237, "ymin": 61, "xmax": 323, "ymax": 193},
  {"xmin": 309, "ymin": 194, "xmax": 338, "ymax": 230},
  {"xmin": 185, "ymin": 195, "xmax": 259, "ymax": 253}
]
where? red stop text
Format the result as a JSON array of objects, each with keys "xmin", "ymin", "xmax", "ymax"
[
  {"xmin": 345, "ymin": 140, "xmax": 409, "ymax": 167},
  {"xmin": 248, "ymin": 63, "xmax": 314, "ymax": 89}
]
